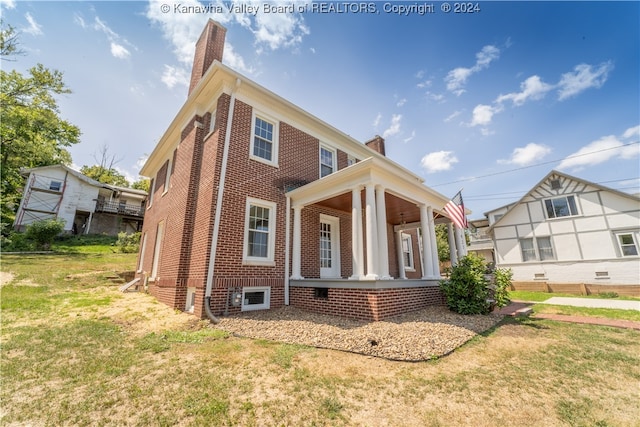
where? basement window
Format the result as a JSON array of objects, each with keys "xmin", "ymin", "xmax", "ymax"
[
  {"xmin": 185, "ymin": 287, "xmax": 196, "ymax": 313},
  {"xmin": 314, "ymin": 288, "xmax": 329, "ymax": 299},
  {"xmin": 242, "ymin": 286, "xmax": 270, "ymax": 311}
]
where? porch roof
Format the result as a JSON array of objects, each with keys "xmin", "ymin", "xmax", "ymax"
[{"xmin": 286, "ymin": 156, "xmax": 452, "ymax": 224}]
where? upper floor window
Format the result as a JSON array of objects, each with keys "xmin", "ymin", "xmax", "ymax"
[
  {"xmin": 49, "ymin": 181, "xmax": 62, "ymax": 191},
  {"xmin": 209, "ymin": 109, "xmax": 217, "ymax": 134},
  {"xmin": 250, "ymin": 113, "xmax": 278, "ymax": 166},
  {"xmin": 617, "ymin": 233, "xmax": 638, "ymax": 256},
  {"xmin": 163, "ymin": 158, "xmax": 172, "ymax": 195},
  {"xmin": 544, "ymin": 195, "xmax": 578, "ymax": 219},
  {"xmin": 347, "ymin": 155, "xmax": 357, "ymax": 167},
  {"xmin": 320, "ymin": 145, "xmax": 336, "ymax": 178}
]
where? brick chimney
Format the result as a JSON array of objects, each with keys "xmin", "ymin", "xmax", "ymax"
[
  {"xmin": 365, "ymin": 135, "xmax": 386, "ymax": 156},
  {"xmin": 189, "ymin": 19, "xmax": 226, "ymax": 95}
]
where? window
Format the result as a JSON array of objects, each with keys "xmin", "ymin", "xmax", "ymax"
[
  {"xmin": 544, "ymin": 195, "xmax": 578, "ymax": 219},
  {"xmin": 49, "ymin": 181, "xmax": 62, "ymax": 191},
  {"xmin": 347, "ymin": 155, "xmax": 357, "ymax": 167},
  {"xmin": 163, "ymin": 158, "xmax": 171, "ymax": 194},
  {"xmin": 209, "ymin": 109, "xmax": 217, "ymax": 134},
  {"xmin": 185, "ymin": 287, "xmax": 196, "ymax": 313},
  {"xmin": 401, "ymin": 233, "xmax": 415, "ymax": 270},
  {"xmin": 243, "ymin": 198, "xmax": 277, "ymax": 265},
  {"xmin": 241, "ymin": 286, "xmax": 270, "ymax": 311},
  {"xmin": 314, "ymin": 288, "xmax": 329, "ymax": 299},
  {"xmin": 151, "ymin": 220, "xmax": 165, "ymax": 279},
  {"xmin": 520, "ymin": 237, "xmax": 555, "ymax": 262},
  {"xmin": 137, "ymin": 233, "xmax": 147, "ymax": 272},
  {"xmin": 617, "ymin": 233, "xmax": 638, "ymax": 256},
  {"xmin": 147, "ymin": 178, "xmax": 155, "ymax": 209},
  {"xmin": 537, "ymin": 237, "xmax": 555, "ymax": 261},
  {"xmin": 520, "ymin": 238, "xmax": 536, "ymax": 262},
  {"xmin": 320, "ymin": 145, "xmax": 336, "ymax": 177},
  {"xmin": 250, "ymin": 113, "xmax": 278, "ymax": 165}
]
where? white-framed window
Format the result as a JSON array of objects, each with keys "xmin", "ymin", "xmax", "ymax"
[
  {"xmin": 185, "ymin": 287, "xmax": 196, "ymax": 313},
  {"xmin": 209, "ymin": 109, "xmax": 217, "ymax": 134},
  {"xmin": 250, "ymin": 112, "xmax": 278, "ymax": 166},
  {"xmin": 544, "ymin": 195, "xmax": 578, "ymax": 219},
  {"xmin": 147, "ymin": 178, "xmax": 155, "ymax": 209},
  {"xmin": 347, "ymin": 155, "xmax": 357, "ymax": 167},
  {"xmin": 320, "ymin": 145, "xmax": 336, "ymax": 178},
  {"xmin": 520, "ymin": 236, "xmax": 555, "ymax": 262},
  {"xmin": 162, "ymin": 158, "xmax": 172, "ymax": 195},
  {"xmin": 151, "ymin": 220, "xmax": 165, "ymax": 279},
  {"xmin": 616, "ymin": 232, "xmax": 639, "ymax": 256},
  {"xmin": 242, "ymin": 198, "xmax": 277, "ymax": 265},
  {"xmin": 137, "ymin": 232, "xmax": 147, "ymax": 273},
  {"xmin": 49, "ymin": 180, "xmax": 62, "ymax": 191},
  {"xmin": 241, "ymin": 286, "xmax": 270, "ymax": 311},
  {"xmin": 401, "ymin": 233, "xmax": 415, "ymax": 271}
]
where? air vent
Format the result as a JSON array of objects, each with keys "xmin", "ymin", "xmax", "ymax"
[
  {"xmin": 534, "ymin": 273, "xmax": 547, "ymax": 280},
  {"xmin": 550, "ymin": 179, "xmax": 561, "ymax": 190},
  {"xmin": 595, "ymin": 271, "xmax": 609, "ymax": 278}
]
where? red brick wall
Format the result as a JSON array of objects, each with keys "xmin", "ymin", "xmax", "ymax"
[{"xmin": 290, "ymin": 285, "xmax": 444, "ymax": 321}]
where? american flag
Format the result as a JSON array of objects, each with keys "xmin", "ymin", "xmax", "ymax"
[{"xmin": 444, "ymin": 190, "xmax": 468, "ymax": 229}]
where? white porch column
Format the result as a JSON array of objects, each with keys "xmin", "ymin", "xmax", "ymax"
[
  {"xmin": 376, "ymin": 186, "xmax": 391, "ymax": 279},
  {"xmin": 291, "ymin": 205, "xmax": 304, "ymax": 280},
  {"xmin": 427, "ymin": 206, "xmax": 440, "ymax": 278},
  {"xmin": 447, "ymin": 222, "xmax": 458, "ymax": 266},
  {"xmin": 396, "ymin": 230, "xmax": 406, "ymax": 279},
  {"xmin": 364, "ymin": 183, "xmax": 379, "ymax": 279},
  {"xmin": 350, "ymin": 187, "xmax": 365, "ymax": 279},
  {"xmin": 455, "ymin": 225, "xmax": 465, "ymax": 260},
  {"xmin": 419, "ymin": 204, "xmax": 434, "ymax": 279}
]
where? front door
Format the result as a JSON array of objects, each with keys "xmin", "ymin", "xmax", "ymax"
[{"xmin": 320, "ymin": 215, "xmax": 340, "ymax": 278}]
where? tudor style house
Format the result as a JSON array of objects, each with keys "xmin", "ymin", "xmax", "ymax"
[
  {"xmin": 136, "ymin": 20, "xmax": 466, "ymax": 321},
  {"xmin": 486, "ymin": 170, "xmax": 640, "ymax": 288},
  {"xmin": 14, "ymin": 164, "xmax": 147, "ymax": 236}
]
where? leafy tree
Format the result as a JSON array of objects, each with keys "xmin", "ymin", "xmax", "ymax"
[
  {"xmin": 131, "ymin": 178, "xmax": 150, "ymax": 192},
  {"xmin": 80, "ymin": 165, "xmax": 130, "ymax": 187},
  {"xmin": 435, "ymin": 224, "xmax": 450, "ymax": 262},
  {"xmin": 0, "ymin": 23, "xmax": 81, "ymax": 231}
]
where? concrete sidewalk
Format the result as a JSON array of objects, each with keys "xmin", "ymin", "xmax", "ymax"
[{"xmin": 541, "ymin": 297, "xmax": 640, "ymax": 311}]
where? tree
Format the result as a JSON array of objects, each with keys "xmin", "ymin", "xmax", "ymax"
[
  {"xmin": 80, "ymin": 145, "xmax": 130, "ymax": 187},
  {"xmin": 0, "ymin": 23, "xmax": 81, "ymax": 231},
  {"xmin": 131, "ymin": 178, "xmax": 150, "ymax": 192}
]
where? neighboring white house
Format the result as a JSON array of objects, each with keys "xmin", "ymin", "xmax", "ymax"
[
  {"xmin": 467, "ymin": 218, "xmax": 495, "ymax": 266},
  {"xmin": 14, "ymin": 165, "xmax": 147, "ymax": 236},
  {"xmin": 486, "ymin": 170, "xmax": 640, "ymax": 286}
]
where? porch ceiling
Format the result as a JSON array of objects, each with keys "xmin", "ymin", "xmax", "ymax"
[{"xmin": 316, "ymin": 191, "xmax": 422, "ymax": 224}]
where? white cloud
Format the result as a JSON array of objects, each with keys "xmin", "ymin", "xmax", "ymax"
[
  {"xmin": 111, "ymin": 43, "xmax": 130, "ymax": 59},
  {"xmin": 557, "ymin": 61, "xmax": 613, "ymax": 100},
  {"xmin": 498, "ymin": 143, "xmax": 551, "ymax": 166},
  {"xmin": 445, "ymin": 44, "xmax": 500, "ymax": 96},
  {"xmin": 415, "ymin": 70, "xmax": 425, "ymax": 79},
  {"xmin": 444, "ymin": 110, "xmax": 462, "ymax": 123},
  {"xmin": 24, "ymin": 12, "xmax": 43, "ymax": 36},
  {"xmin": 403, "ymin": 130, "xmax": 415, "ymax": 143},
  {"xmin": 74, "ymin": 13, "xmax": 87, "ymax": 29},
  {"xmin": 557, "ymin": 134, "xmax": 639, "ymax": 171},
  {"xmin": 396, "ymin": 98, "xmax": 407, "ymax": 107},
  {"xmin": 372, "ymin": 113, "xmax": 382, "ymax": 128},
  {"xmin": 470, "ymin": 104, "xmax": 501, "ymax": 127},
  {"xmin": 427, "ymin": 92, "xmax": 444, "ymax": 102},
  {"xmin": 496, "ymin": 75, "xmax": 553, "ymax": 106},
  {"xmin": 420, "ymin": 151, "xmax": 459, "ymax": 173},
  {"xmin": 252, "ymin": 4, "xmax": 310, "ymax": 51},
  {"xmin": 0, "ymin": 0, "xmax": 16, "ymax": 9},
  {"xmin": 161, "ymin": 64, "xmax": 190, "ymax": 89},
  {"xmin": 622, "ymin": 125, "xmax": 640, "ymax": 140},
  {"xmin": 382, "ymin": 114, "xmax": 402, "ymax": 139}
]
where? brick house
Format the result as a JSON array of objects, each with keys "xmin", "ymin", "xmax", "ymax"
[{"xmin": 136, "ymin": 20, "xmax": 466, "ymax": 321}]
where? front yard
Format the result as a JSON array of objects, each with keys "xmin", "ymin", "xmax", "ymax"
[{"xmin": 1, "ymin": 252, "xmax": 639, "ymax": 426}]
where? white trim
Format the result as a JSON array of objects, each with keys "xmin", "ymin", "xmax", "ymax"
[
  {"xmin": 615, "ymin": 231, "xmax": 639, "ymax": 257},
  {"xmin": 242, "ymin": 197, "xmax": 277, "ymax": 266},
  {"xmin": 249, "ymin": 110, "xmax": 279, "ymax": 167},
  {"xmin": 137, "ymin": 232, "xmax": 147, "ymax": 273},
  {"xmin": 185, "ymin": 287, "xmax": 196, "ymax": 313},
  {"xmin": 241, "ymin": 286, "xmax": 271, "ymax": 311},
  {"xmin": 162, "ymin": 157, "xmax": 172, "ymax": 196}
]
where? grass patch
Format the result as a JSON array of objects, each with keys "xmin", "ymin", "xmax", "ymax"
[
  {"xmin": 509, "ymin": 290, "xmax": 640, "ymax": 302},
  {"xmin": 2, "ymin": 253, "xmax": 640, "ymax": 426},
  {"xmin": 532, "ymin": 304, "xmax": 640, "ymax": 321}
]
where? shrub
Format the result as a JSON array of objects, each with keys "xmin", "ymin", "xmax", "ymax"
[
  {"xmin": 0, "ymin": 231, "xmax": 34, "ymax": 252},
  {"xmin": 493, "ymin": 267, "xmax": 513, "ymax": 308},
  {"xmin": 440, "ymin": 253, "xmax": 491, "ymax": 315},
  {"xmin": 24, "ymin": 219, "xmax": 65, "ymax": 250},
  {"xmin": 116, "ymin": 231, "xmax": 141, "ymax": 253}
]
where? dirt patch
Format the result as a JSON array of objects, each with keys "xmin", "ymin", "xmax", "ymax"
[{"xmin": 0, "ymin": 271, "xmax": 14, "ymax": 286}]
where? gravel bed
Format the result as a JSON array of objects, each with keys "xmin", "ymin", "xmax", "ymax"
[{"xmin": 216, "ymin": 306, "xmax": 504, "ymax": 361}]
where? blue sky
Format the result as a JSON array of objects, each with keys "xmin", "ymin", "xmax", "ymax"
[{"xmin": 3, "ymin": 0, "xmax": 639, "ymax": 218}]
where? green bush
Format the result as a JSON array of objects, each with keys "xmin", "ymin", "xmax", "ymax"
[
  {"xmin": 0, "ymin": 231, "xmax": 34, "ymax": 252},
  {"xmin": 493, "ymin": 267, "xmax": 513, "ymax": 308},
  {"xmin": 24, "ymin": 219, "xmax": 66, "ymax": 250},
  {"xmin": 440, "ymin": 253, "xmax": 490, "ymax": 315},
  {"xmin": 116, "ymin": 231, "xmax": 141, "ymax": 253}
]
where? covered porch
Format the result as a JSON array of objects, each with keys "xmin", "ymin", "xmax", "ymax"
[{"xmin": 284, "ymin": 157, "xmax": 467, "ymax": 320}]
